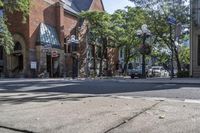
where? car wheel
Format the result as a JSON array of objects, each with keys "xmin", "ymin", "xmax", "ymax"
[{"xmin": 131, "ymin": 75, "xmax": 135, "ymax": 79}]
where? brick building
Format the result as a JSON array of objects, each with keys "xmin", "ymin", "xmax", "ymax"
[{"xmin": 0, "ymin": 0, "xmax": 118, "ymax": 78}]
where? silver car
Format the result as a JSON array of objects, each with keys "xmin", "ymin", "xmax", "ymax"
[{"xmin": 148, "ymin": 66, "xmax": 169, "ymax": 77}]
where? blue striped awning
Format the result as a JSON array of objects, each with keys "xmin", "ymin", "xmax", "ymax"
[{"xmin": 37, "ymin": 23, "xmax": 61, "ymax": 48}]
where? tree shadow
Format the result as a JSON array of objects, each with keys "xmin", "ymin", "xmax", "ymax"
[{"xmin": 0, "ymin": 79, "xmax": 200, "ymax": 105}]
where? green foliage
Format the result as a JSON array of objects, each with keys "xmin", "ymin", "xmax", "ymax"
[
  {"xmin": 2, "ymin": 0, "xmax": 30, "ymax": 22},
  {"xmin": 80, "ymin": 11, "xmax": 113, "ymax": 76},
  {"xmin": 0, "ymin": 16, "xmax": 14, "ymax": 54},
  {"xmin": 111, "ymin": 7, "xmax": 148, "ymax": 63},
  {"xmin": 177, "ymin": 71, "xmax": 189, "ymax": 78},
  {"xmin": 0, "ymin": 0, "xmax": 30, "ymax": 54},
  {"xmin": 151, "ymin": 49, "xmax": 170, "ymax": 66},
  {"xmin": 129, "ymin": 0, "xmax": 190, "ymax": 72},
  {"xmin": 80, "ymin": 11, "xmax": 112, "ymax": 44},
  {"xmin": 179, "ymin": 46, "xmax": 190, "ymax": 66}
]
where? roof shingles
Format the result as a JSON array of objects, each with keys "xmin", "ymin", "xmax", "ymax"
[{"xmin": 63, "ymin": 0, "xmax": 93, "ymax": 15}]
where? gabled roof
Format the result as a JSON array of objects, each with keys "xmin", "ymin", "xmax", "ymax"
[
  {"xmin": 62, "ymin": 0, "xmax": 94, "ymax": 15},
  {"xmin": 73, "ymin": 0, "xmax": 93, "ymax": 12}
]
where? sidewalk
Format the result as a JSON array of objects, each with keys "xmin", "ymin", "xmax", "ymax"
[
  {"xmin": 109, "ymin": 77, "xmax": 200, "ymax": 85},
  {"xmin": 0, "ymin": 93, "xmax": 200, "ymax": 133}
]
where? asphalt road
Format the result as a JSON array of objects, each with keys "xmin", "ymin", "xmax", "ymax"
[{"xmin": 1, "ymin": 79, "xmax": 200, "ymax": 100}]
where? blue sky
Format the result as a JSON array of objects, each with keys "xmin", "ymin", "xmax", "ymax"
[{"xmin": 102, "ymin": 0, "xmax": 135, "ymax": 14}]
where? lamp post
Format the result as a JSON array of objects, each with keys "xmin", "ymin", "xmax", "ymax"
[
  {"xmin": 63, "ymin": 41, "xmax": 67, "ymax": 79},
  {"xmin": 136, "ymin": 24, "xmax": 151, "ymax": 78},
  {"xmin": 68, "ymin": 35, "xmax": 79, "ymax": 79}
]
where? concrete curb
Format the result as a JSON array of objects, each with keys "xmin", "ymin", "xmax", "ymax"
[{"xmin": 0, "ymin": 77, "xmax": 200, "ymax": 85}]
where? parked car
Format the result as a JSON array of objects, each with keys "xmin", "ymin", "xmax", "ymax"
[
  {"xmin": 148, "ymin": 66, "xmax": 169, "ymax": 77},
  {"xmin": 130, "ymin": 66, "xmax": 148, "ymax": 79}
]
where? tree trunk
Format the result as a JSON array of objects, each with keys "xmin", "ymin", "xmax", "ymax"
[
  {"xmin": 99, "ymin": 38, "xmax": 107, "ymax": 77},
  {"xmin": 174, "ymin": 45, "xmax": 181, "ymax": 73},
  {"xmin": 124, "ymin": 46, "xmax": 130, "ymax": 75},
  {"xmin": 93, "ymin": 45, "xmax": 97, "ymax": 77},
  {"xmin": 99, "ymin": 46, "xmax": 103, "ymax": 77}
]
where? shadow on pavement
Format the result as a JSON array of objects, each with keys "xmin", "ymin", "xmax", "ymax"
[{"xmin": 0, "ymin": 79, "xmax": 200, "ymax": 104}]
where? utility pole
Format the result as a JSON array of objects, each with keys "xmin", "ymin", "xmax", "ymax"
[{"xmin": 170, "ymin": 24, "xmax": 174, "ymax": 79}]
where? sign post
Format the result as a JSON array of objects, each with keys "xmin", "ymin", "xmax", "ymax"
[{"xmin": 167, "ymin": 16, "xmax": 176, "ymax": 80}]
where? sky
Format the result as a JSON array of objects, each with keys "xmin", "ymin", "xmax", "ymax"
[{"xmin": 102, "ymin": 0, "xmax": 135, "ymax": 14}]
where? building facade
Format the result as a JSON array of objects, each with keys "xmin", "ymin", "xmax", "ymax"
[
  {"xmin": 191, "ymin": 0, "xmax": 200, "ymax": 77},
  {"xmin": 0, "ymin": 0, "xmax": 118, "ymax": 78}
]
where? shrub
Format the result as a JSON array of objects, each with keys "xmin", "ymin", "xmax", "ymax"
[{"xmin": 177, "ymin": 71, "xmax": 189, "ymax": 78}]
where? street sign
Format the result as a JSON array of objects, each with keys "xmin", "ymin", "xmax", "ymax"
[
  {"xmin": 52, "ymin": 50, "xmax": 58, "ymax": 58},
  {"xmin": 30, "ymin": 61, "xmax": 37, "ymax": 69},
  {"xmin": 167, "ymin": 16, "xmax": 176, "ymax": 25},
  {"xmin": 175, "ymin": 23, "xmax": 182, "ymax": 38}
]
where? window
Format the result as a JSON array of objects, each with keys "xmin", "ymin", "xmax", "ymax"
[
  {"xmin": 0, "ymin": 46, "xmax": 3, "ymax": 60},
  {"xmin": 14, "ymin": 42, "xmax": 22, "ymax": 51},
  {"xmin": 68, "ymin": 44, "xmax": 71, "ymax": 53},
  {"xmin": 88, "ymin": 45, "xmax": 94, "ymax": 58},
  {"xmin": 120, "ymin": 48, "xmax": 124, "ymax": 58},
  {"xmin": 96, "ymin": 46, "xmax": 102, "ymax": 58},
  {"xmin": 128, "ymin": 63, "xmax": 133, "ymax": 69},
  {"xmin": 71, "ymin": 42, "xmax": 78, "ymax": 52},
  {"xmin": 0, "ymin": 10, "xmax": 3, "ymax": 17},
  {"xmin": 198, "ymin": 35, "xmax": 200, "ymax": 66},
  {"xmin": 64, "ymin": 38, "xmax": 67, "ymax": 53},
  {"xmin": 0, "ymin": 9, "xmax": 3, "ymax": 33}
]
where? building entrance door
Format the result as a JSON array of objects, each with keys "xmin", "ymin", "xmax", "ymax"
[
  {"xmin": 0, "ymin": 46, "xmax": 3, "ymax": 77},
  {"xmin": 12, "ymin": 42, "xmax": 24, "ymax": 75},
  {"xmin": 72, "ymin": 57, "xmax": 78, "ymax": 78},
  {"xmin": 46, "ymin": 54, "xmax": 52, "ymax": 78}
]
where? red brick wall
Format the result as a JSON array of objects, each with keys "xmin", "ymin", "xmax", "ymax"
[
  {"xmin": 7, "ymin": 12, "xmax": 29, "ymax": 45},
  {"xmin": 63, "ymin": 12, "xmax": 78, "ymax": 38},
  {"xmin": 90, "ymin": 0, "xmax": 104, "ymax": 11},
  {"xmin": 29, "ymin": 0, "xmax": 59, "ymax": 49},
  {"xmin": 56, "ymin": 2, "xmax": 64, "ymax": 48},
  {"xmin": 63, "ymin": 12, "xmax": 79, "ymax": 74}
]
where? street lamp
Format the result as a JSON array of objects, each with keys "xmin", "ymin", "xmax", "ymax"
[
  {"xmin": 136, "ymin": 24, "xmax": 151, "ymax": 78},
  {"xmin": 67, "ymin": 35, "xmax": 79, "ymax": 79}
]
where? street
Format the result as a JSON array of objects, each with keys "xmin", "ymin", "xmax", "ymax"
[
  {"xmin": 1, "ymin": 78, "xmax": 200, "ymax": 100},
  {"xmin": 1, "ymin": 78, "xmax": 200, "ymax": 133}
]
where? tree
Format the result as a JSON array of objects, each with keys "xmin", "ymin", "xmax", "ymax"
[
  {"xmin": 0, "ymin": 0, "xmax": 30, "ymax": 54},
  {"xmin": 179, "ymin": 45, "xmax": 190, "ymax": 70},
  {"xmin": 80, "ymin": 11, "xmax": 113, "ymax": 76},
  {"xmin": 110, "ymin": 7, "xmax": 147, "ymax": 74},
  {"xmin": 129, "ymin": 0, "xmax": 190, "ymax": 73}
]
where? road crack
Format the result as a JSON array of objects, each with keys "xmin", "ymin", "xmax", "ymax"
[
  {"xmin": 0, "ymin": 125, "xmax": 35, "ymax": 133},
  {"xmin": 104, "ymin": 101, "xmax": 162, "ymax": 133}
]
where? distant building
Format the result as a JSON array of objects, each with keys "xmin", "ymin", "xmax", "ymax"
[
  {"xmin": 0, "ymin": 0, "xmax": 118, "ymax": 78},
  {"xmin": 190, "ymin": 0, "xmax": 200, "ymax": 77}
]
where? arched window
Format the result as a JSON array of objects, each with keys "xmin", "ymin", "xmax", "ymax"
[{"xmin": 14, "ymin": 42, "xmax": 22, "ymax": 51}]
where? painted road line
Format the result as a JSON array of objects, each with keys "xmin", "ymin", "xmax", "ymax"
[{"xmin": 184, "ymin": 99, "xmax": 200, "ymax": 104}]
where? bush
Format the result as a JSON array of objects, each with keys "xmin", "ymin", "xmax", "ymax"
[{"xmin": 177, "ymin": 71, "xmax": 189, "ymax": 78}]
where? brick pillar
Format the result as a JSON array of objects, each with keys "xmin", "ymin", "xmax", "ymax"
[
  {"xmin": 56, "ymin": 1, "xmax": 65, "ymax": 77},
  {"xmin": 56, "ymin": 1, "xmax": 64, "ymax": 48}
]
